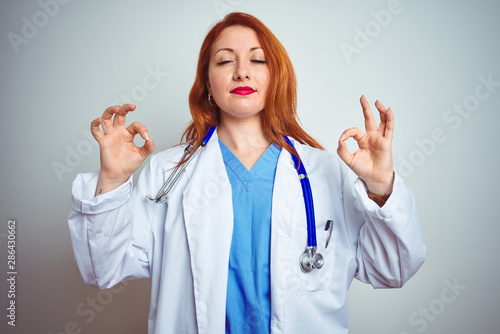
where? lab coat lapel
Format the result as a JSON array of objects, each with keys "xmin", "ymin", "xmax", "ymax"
[
  {"xmin": 182, "ymin": 130, "xmax": 233, "ymax": 334},
  {"xmin": 269, "ymin": 139, "xmax": 304, "ymax": 332}
]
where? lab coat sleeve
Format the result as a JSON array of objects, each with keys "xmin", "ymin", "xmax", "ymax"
[
  {"xmin": 344, "ymin": 168, "xmax": 427, "ymax": 289},
  {"xmin": 68, "ymin": 157, "xmax": 155, "ymax": 289}
]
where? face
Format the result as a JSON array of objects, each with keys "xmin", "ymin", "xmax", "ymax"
[{"xmin": 207, "ymin": 25, "xmax": 270, "ymax": 121}]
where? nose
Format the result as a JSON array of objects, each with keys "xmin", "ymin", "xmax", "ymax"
[{"xmin": 233, "ymin": 61, "xmax": 250, "ymax": 80}]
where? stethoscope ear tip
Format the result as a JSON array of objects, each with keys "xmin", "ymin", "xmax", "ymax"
[{"xmin": 146, "ymin": 194, "xmax": 169, "ymax": 203}]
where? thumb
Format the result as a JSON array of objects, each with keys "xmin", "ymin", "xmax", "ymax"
[{"xmin": 139, "ymin": 138, "xmax": 156, "ymax": 158}]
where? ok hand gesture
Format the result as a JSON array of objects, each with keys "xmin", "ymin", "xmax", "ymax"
[
  {"xmin": 91, "ymin": 104, "xmax": 155, "ymax": 195},
  {"xmin": 337, "ymin": 96, "xmax": 394, "ymax": 195}
]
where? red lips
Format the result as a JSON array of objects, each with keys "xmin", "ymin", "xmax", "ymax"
[{"xmin": 230, "ymin": 86, "xmax": 256, "ymax": 95}]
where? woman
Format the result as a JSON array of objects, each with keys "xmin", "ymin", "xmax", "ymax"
[{"xmin": 68, "ymin": 12, "xmax": 426, "ymax": 334}]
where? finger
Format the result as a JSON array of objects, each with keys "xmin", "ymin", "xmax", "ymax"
[
  {"xmin": 101, "ymin": 117, "xmax": 113, "ymax": 134},
  {"xmin": 375, "ymin": 99, "xmax": 387, "ymax": 111},
  {"xmin": 126, "ymin": 121, "xmax": 150, "ymax": 140},
  {"xmin": 101, "ymin": 105, "xmax": 121, "ymax": 120},
  {"xmin": 384, "ymin": 107, "xmax": 394, "ymax": 140},
  {"xmin": 340, "ymin": 127, "xmax": 365, "ymax": 143},
  {"xmin": 337, "ymin": 137, "xmax": 354, "ymax": 167},
  {"xmin": 90, "ymin": 117, "xmax": 104, "ymax": 142},
  {"xmin": 100, "ymin": 104, "xmax": 135, "ymax": 124},
  {"xmin": 114, "ymin": 103, "xmax": 136, "ymax": 127},
  {"xmin": 337, "ymin": 127, "xmax": 365, "ymax": 166},
  {"xmin": 376, "ymin": 100, "xmax": 388, "ymax": 135},
  {"xmin": 360, "ymin": 95, "xmax": 377, "ymax": 132},
  {"xmin": 139, "ymin": 137, "xmax": 156, "ymax": 158}
]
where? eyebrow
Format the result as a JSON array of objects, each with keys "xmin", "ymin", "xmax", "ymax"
[{"xmin": 214, "ymin": 47, "xmax": 263, "ymax": 55}]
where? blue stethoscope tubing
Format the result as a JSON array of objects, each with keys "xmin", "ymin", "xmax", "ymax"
[
  {"xmin": 282, "ymin": 136, "xmax": 317, "ymax": 248},
  {"xmin": 147, "ymin": 126, "xmax": 326, "ymax": 273},
  {"xmin": 283, "ymin": 136, "xmax": 325, "ymax": 273}
]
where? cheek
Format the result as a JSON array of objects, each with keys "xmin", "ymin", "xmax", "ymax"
[
  {"xmin": 259, "ymin": 71, "xmax": 270, "ymax": 95},
  {"xmin": 209, "ymin": 72, "xmax": 230, "ymax": 93}
]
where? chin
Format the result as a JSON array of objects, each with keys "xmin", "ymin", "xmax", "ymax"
[{"xmin": 219, "ymin": 105, "xmax": 264, "ymax": 119}]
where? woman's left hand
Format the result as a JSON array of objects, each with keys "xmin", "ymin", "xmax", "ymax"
[{"xmin": 337, "ymin": 95, "xmax": 395, "ymax": 195}]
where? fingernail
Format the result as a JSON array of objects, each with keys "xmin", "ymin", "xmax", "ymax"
[
  {"xmin": 340, "ymin": 134, "xmax": 345, "ymax": 141},
  {"xmin": 145, "ymin": 132, "xmax": 150, "ymax": 140}
]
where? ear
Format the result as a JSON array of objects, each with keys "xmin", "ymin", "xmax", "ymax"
[{"xmin": 206, "ymin": 81, "xmax": 211, "ymax": 90}]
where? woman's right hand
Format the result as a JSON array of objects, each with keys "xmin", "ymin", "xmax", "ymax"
[{"xmin": 91, "ymin": 104, "xmax": 155, "ymax": 196}]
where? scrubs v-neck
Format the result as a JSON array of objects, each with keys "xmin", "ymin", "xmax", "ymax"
[{"xmin": 219, "ymin": 139, "xmax": 280, "ymax": 334}]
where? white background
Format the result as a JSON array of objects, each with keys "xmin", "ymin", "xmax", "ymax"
[{"xmin": 1, "ymin": 0, "xmax": 499, "ymax": 333}]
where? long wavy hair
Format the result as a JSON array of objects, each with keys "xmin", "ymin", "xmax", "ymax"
[{"xmin": 180, "ymin": 12, "xmax": 324, "ymax": 164}]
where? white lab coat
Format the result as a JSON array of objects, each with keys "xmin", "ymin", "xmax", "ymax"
[{"xmin": 68, "ymin": 130, "xmax": 426, "ymax": 334}]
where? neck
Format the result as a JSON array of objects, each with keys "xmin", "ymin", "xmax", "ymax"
[{"xmin": 217, "ymin": 113, "xmax": 271, "ymax": 151}]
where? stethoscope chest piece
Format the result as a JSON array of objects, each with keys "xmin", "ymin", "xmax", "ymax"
[{"xmin": 299, "ymin": 246, "xmax": 324, "ymax": 273}]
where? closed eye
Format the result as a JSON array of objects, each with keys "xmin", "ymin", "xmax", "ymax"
[
  {"xmin": 251, "ymin": 59, "xmax": 267, "ymax": 64},
  {"xmin": 217, "ymin": 60, "xmax": 232, "ymax": 65}
]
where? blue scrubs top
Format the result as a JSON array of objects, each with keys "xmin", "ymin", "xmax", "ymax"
[{"xmin": 219, "ymin": 139, "xmax": 281, "ymax": 334}]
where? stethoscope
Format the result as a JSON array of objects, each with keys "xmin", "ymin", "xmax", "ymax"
[
  {"xmin": 146, "ymin": 126, "xmax": 216, "ymax": 203},
  {"xmin": 147, "ymin": 126, "xmax": 333, "ymax": 273}
]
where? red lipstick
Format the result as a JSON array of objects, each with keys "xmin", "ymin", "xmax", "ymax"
[{"xmin": 230, "ymin": 86, "xmax": 256, "ymax": 95}]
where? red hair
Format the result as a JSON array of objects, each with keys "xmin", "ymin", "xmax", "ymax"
[{"xmin": 181, "ymin": 12, "xmax": 324, "ymax": 163}]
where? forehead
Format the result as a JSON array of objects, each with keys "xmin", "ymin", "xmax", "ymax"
[{"xmin": 211, "ymin": 26, "xmax": 261, "ymax": 53}]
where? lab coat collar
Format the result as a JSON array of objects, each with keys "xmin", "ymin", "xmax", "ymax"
[
  {"xmin": 286, "ymin": 136, "xmax": 311, "ymax": 168},
  {"xmin": 182, "ymin": 128, "xmax": 233, "ymax": 334}
]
